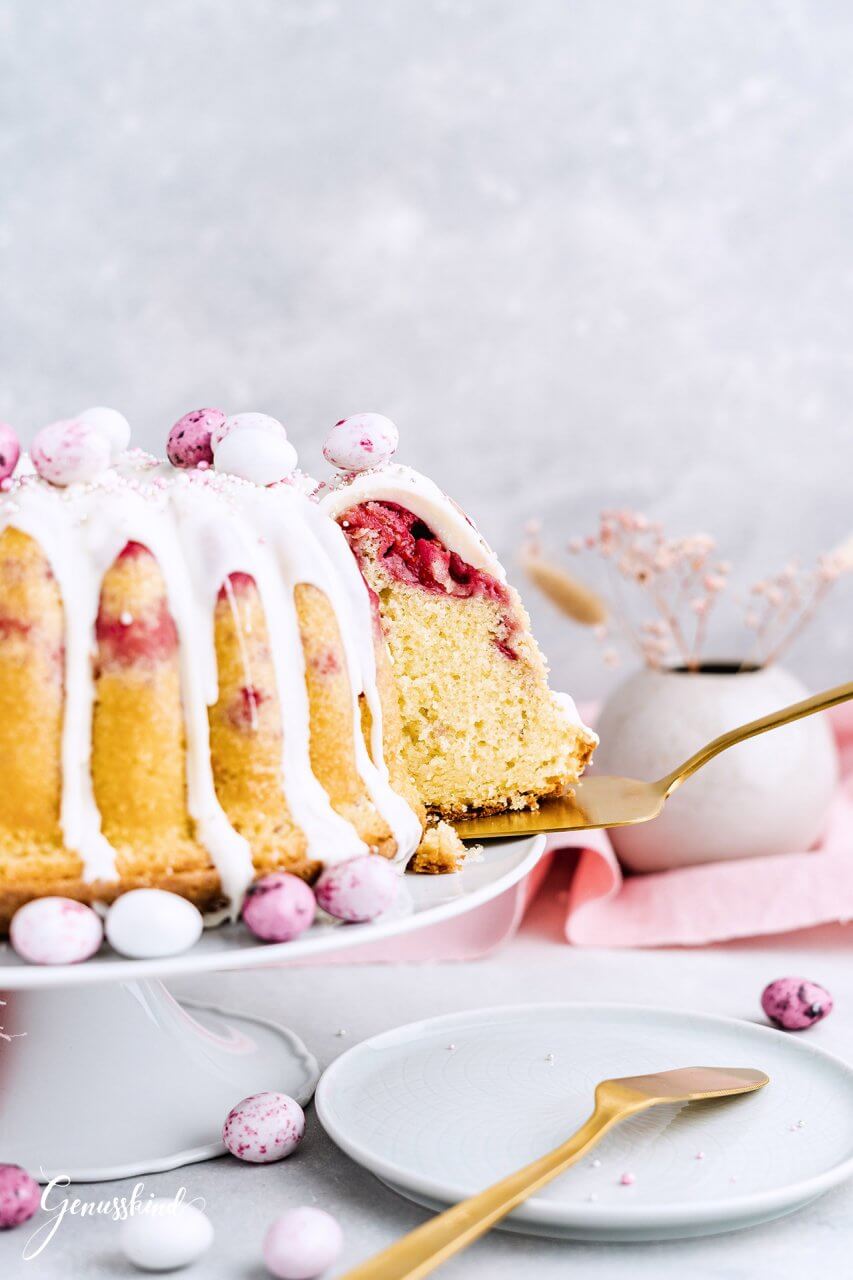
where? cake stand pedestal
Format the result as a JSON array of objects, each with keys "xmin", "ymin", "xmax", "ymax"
[{"xmin": 0, "ymin": 835, "xmax": 544, "ymax": 1183}]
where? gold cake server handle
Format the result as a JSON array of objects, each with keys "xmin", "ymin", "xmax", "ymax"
[
  {"xmin": 454, "ymin": 679, "xmax": 853, "ymax": 840},
  {"xmin": 338, "ymin": 1065, "xmax": 768, "ymax": 1279}
]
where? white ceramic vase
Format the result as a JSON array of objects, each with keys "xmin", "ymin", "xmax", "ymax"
[{"xmin": 593, "ymin": 663, "xmax": 839, "ymax": 873}]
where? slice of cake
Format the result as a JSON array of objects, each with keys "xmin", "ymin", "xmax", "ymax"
[{"xmin": 320, "ymin": 417, "xmax": 597, "ymax": 830}]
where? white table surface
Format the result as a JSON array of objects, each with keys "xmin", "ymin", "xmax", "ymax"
[{"xmin": 3, "ymin": 860, "xmax": 852, "ymax": 1279}]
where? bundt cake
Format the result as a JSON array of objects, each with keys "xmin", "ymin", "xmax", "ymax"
[{"xmin": 0, "ymin": 409, "xmax": 595, "ymax": 931}]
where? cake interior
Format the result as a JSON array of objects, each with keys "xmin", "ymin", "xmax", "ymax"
[{"xmin": 339, "ymin": 500, "xmax": 595, "ymax": 818}]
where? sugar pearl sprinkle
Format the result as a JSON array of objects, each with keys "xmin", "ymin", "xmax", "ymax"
[
  {"xmin": 323, "ymin": 413, "xmax": 399, "ymax": 473},
  {"xmin": 619, "ymin": 1172, "xmax": 636, "ymax": 1186},
  {"xmin": 223, "ymin": 1091, "xmax": 306, "ymax": 1164}
]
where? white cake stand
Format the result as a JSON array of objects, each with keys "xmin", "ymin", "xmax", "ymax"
[{"xmin": 0, "ymin": 835, "xmax": 544, "ymax": 1183}]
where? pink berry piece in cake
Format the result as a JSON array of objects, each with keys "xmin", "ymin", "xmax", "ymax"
[
  {"xmin": 222, "ymin": 1091, "xmax": 305, "ymax": 1164},
  {"xmin": 263, "ymin": 1206, "xmax": 343, "ymax": 1279},
  {"xmin": 31, "ymin": 418, "xmax": 111, "ymax": 487},
  {"xmin": 323, "ymin": 413, "xmax": 399, "ymax": 473},
  {"xmin": 77, "ymin": 406, "xmax": 131, "ymax": 458},
  {"xmin": 314, "ymin": 854, "xmax": 399, "ymax": 923},
  {"xmin": 0, "ymin": 423, "xmax": 21, "ymax": 483},
  {"xmin": 242, "ymin": 872, "xmax": 317, "ymax": 943},
  {"xmin": 10, "ymin": 896, "xmax": 103, "ymax": 965},
  {"xmin": 761, "ymin": 977, "xmax": 833, "ymax": 1030},
  {"xmin": 213, "ymin": 413, "xmax": 297, "ymax": 485},
  {"xmin": 166, "ymin": 407, "xmax": 226, "ymax": 469},
  {"xmin": 0, "ymin": 1164, "xmax": 40, "ymax": 1230}
]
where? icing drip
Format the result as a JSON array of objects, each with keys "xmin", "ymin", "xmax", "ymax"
[{"xmin": 0, "ymin": 456, "xmax": 423, "ymax": 908}]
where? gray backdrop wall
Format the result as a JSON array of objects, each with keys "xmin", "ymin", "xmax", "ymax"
[{"xmin": 1, "ymin": 0, "xmax": 851, "ymax": 696}]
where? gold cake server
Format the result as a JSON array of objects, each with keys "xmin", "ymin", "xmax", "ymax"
[
  {"xmin": 454, "ymin": 679, "xmax": 853, "ymax": 840},
  {"xmin": 339, "ymin": 1064, "xmax": 769, "ymax": 1279}
]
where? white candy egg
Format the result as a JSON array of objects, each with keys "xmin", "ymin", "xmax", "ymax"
[
  {"xmin": 10, "ymin": 897, "xmax": 103, "ymax": 965},
  {"xmin": 322, "ymin": 413, "xmax": 398, "ymax": 473},
  {"xmin": 211, "ymin": 411, "xmax": 286, "ymax": 453},
  {"xmin": 106, "ymin": 890, "xmax": 203, "ymax": 959},
  {"xmin": 78, "ymin": 406, "xmax": 131, "ymax": 458},
  {"xmin": 31, "ymin": 419, "xmax": 111, "ymax": 487},
  {"xmin": 120, "ymin": 1198, "xmax": 213, "ymax": 1272},
  {"xmin": 213, "ymin": 425, "xmax": 298, "ymax": 485}
]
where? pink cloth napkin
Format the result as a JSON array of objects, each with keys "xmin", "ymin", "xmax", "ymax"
[{"xmin": 561, "ymin": 703, "xmax": 853, "ymax": 947}]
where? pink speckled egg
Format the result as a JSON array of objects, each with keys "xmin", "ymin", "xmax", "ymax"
[
  {"xmin": 0, "ymin": 1165, "xmax": 40, "ymax": 1230},
  {"xmin": 314, "ymin": 855, "xmax": 398, "ymax": 923},
  {"xmin": 222, "ymin": 1091, "xmax": 305, "ymax": 1164},
  {"xmin": 762, "ymin": 977, "xmax": 833, "ymax": 1031},
  {"xmin": 166, "ymin": 407, "xmax": 226, "ymax": 469},
  {"xmin": 242, "ymin": 873, "xmax": 317, "ymax": 943},
  {"xmin": 31, "ymin": 419, "xmax": 111, "ymax": 487},
  {"xmin": 10, "ymin": 897, "xmax": 104, "ymax": 965},
  {"xmin": 0, "ymin": 423, "xmax": 21, "ymax": 483},
  {"xmin": 322, "ymin": 413, "xmax": 398, "ymax": 473},
  {"xmin": 263, "ymin": 1207, "xmax": 342, "ymax": 1280}
]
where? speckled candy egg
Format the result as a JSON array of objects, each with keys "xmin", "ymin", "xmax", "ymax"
[
  {"xmin": 222, "ymin": 1091, "xmax": 305, "ymax": 1164},
  {"xmin": 166, "ymin": 407, "xmax": 226, "ymax": 469},
  {"xmin": 762, "ymin": 977, "xmax": 833, "ymax": 1031},
  {"xmin": 10, "ymin": 897, "xmax": 103, "ymax": 965},
  {"xmin": 322, "ymin": 413, "xmax": 398, "ymax": 473},
  {"xmin": 0, "ymin": 423, "xmax": 21, "ymax": 483},
  {"xmin": 120, "ymin": 1198, "xmax": 213, "ymax": 1271},
  {"xmin": 78, "ymin": 406, "xmax": 131, "ymax": 458},
  {"xmin": 106, "ymin": 889, "xmax": 204, "ymax": 959},
  {"xmin": 31, "ymin": 419, "xmax": 111, "ymax": 487},
  {"xmin": 242, "ymin": 873, "xmax": 317, "ymax": 943},
  {"xmin": 314, "ymin": 855, "xmax": 398, "ymax": 923},
  {"xmin": 263, "ymin": 1207, "xmax": 342, "ymax": 1280},
  {"xmin": 0, "ymin": 1165, "xmax": 40, "ymax": 1230},
  {"xmin": 213, "ymin": 416, "xmax": 298, "ymax": 485}
]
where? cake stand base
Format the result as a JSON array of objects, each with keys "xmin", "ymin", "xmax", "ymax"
[{"xmin": 0, "ymin": 980, "xmax": 319, "ymax": 1183}]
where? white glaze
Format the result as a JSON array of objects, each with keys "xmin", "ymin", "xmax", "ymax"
[
  {"xmin": 318, "ymin": 463, "xmax": 506, "ymax": 581},
  {"xmin": 0, "ymin": 455, "xmax": 422, "ymax": 911}
]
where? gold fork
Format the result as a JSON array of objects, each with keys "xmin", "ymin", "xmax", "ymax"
[
  {"xmin": 339, "ymin": 1065, "xmax": 769, "ymax": 1279},
  {"xmin": 454, "ymin": 679, "xmax": 853, "ymax": 840}
]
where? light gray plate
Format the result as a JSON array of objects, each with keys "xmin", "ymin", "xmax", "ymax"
[{"xmin": 316, "ymin": 1003, "xmax": 853, "ymax": 1241}]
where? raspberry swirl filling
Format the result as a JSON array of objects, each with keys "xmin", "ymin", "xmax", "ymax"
[{"xmin": 341, "ymin": 501, "xmax": 520, "ymax": 659}]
